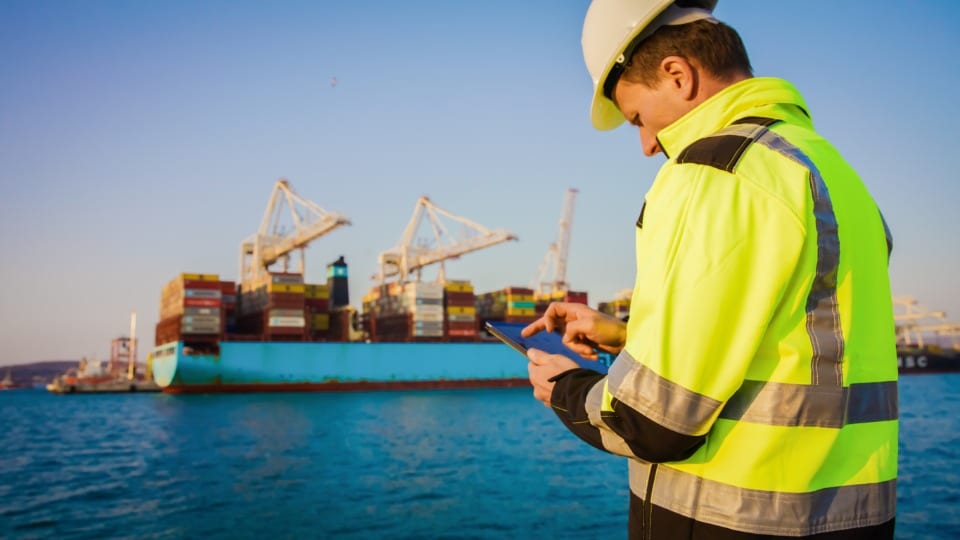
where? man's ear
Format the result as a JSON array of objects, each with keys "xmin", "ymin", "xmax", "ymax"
[{"xmin": 659, "ymin": 55, "xmax": 697, "ymax": 101}]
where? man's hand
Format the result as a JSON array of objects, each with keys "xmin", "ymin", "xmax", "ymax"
[
  {"xmin": 527, "ymin": 348, "xmax": 579, "ymax": 407},
  {"xmin": 521, "ymin": 302, "xmax": 626, "ymax": 359}
]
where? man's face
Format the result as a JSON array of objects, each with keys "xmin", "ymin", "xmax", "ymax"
[{"xmin": 613, "ymin": 77, "xmax": 688, "ymax": 157}]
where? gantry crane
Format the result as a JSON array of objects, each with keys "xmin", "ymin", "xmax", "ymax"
[
  {"xmin": 377, "ymin": 196, "xmax": 517, "ymax": 284},
  {"xmin": 532, "ymin": 188, "xmax": 579, "ymax": 297},
  {"xmin": 894, "ymin": 296, "xmax": 960, "ymax": 348},
  {"xmin": 240, "ymin": 179, "xmax": 351, "ymax": 285}
]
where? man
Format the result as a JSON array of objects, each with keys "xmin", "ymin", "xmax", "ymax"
[{"xmin": 522, "ymin": 1, "xmax": 898, "ymax": 538}]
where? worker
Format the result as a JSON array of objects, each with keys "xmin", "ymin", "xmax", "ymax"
[{"xmin": 521, "ymin": 1, "xmax": 898, "ymax": 538}]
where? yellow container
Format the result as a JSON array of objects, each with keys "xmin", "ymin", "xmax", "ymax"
[
  {"xmin": 506, "ymin": 294, "xmax": 534, "ymax": 303},
  {"xmin": 446, "ymin": 305, "xmax": 477, "ymax": 316},
  {"xmin": 305, "ymin": 284, "xmax": 331, "ymax": 299},
  {"xmin": 312, "ymin": 313, "xmax": 330, "ymax": 330},
  {"xmin": 266, "ymin": 283, "xmax": 306, "ymax": 294},
  {"xmin": 444, "ymin": 281, "xmax": 474, "ymax": 293},
  {"xmin": 181, "ymin": 273, "xmax": 220, "ymax": 282},
  {"xmin": 506, "ymin": 308, "xmax": 536, "ymax": 316}
]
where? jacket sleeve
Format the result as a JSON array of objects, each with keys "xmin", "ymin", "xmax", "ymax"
[{"xmin": 549, "ymin": 162, "xmax": 807, "ymax": 463}]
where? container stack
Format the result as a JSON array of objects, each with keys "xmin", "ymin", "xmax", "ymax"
[
  {"xmin": 476, "ymin": 286, "xmax": 538, "ymax": 326},
  {"xmin": 542, "ymin": 289, "xmax": 590, "ymax": 305},
  {"xmin": 305, "ymin": 283, "xmax": 331, "ymax": 341},
  {"xmin": 360, "ymin": 286, "xmax": 383, "ymax": 338},
  {"xmin": 362, "ymin": 282, "xmax": 405, "ymax": 340},
  {"xmin": 362, "ymin": 282, "xmax": 445, "ymax": 341},
  {"xmin": 406, "ymin": 282, "xmax": 445, "ymax": 339},
  {"xmin": 444, "ymin": 280, "xmax": 478, "ymax": 340},
  {"xmin": 221, "ymin": 280, "xmax": 237, "ymax": 334},
  {"xmin": 155, "ymin": 273, "xmax": 223, "ymax": 346},
  {"xmin": 598, "ymin": 297, "xmax": 631, "ymax": 320},
  {"xmin": 237, "ymin": 272, "xmax": 307, "ymax": 341}
]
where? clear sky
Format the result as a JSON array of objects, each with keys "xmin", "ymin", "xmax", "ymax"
[{"xmin": 2, "ymin": 1, "xmax": 958, "ymax": 365}]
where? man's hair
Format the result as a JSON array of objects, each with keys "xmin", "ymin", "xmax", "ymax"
[{"xmin": 622, "ymin": 20, "xmax": 753, "ymax": 87}]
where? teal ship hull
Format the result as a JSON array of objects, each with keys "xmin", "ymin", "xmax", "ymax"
[{"xmin": 152, "ymin": 341, "xmax": 530, "ymax": 393}]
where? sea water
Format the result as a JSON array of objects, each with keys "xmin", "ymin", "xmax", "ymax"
[{"xmin": 1, "ymin": 375, "xmax": 958, "ymax": 539}]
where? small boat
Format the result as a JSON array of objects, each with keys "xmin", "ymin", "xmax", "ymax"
[{"xmin": 47, "ymin": 313, "xmax": 160, "ymax": 394}]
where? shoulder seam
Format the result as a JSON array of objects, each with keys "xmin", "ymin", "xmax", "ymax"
[{"xmin": 675, "ymin": 117, "xmax": 782, "ymax": 173}]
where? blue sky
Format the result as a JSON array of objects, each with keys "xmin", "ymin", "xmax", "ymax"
[{"xmin": 1, "ymin": 1, "xmax": 958, "ymax": 365}]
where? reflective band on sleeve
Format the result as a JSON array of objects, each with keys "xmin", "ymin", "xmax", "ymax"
[
  {"xmin": 629, "ymin": 463, "xmax": 897, "ymax": 536},
  {"xmin": 719, "ymin": 380, "xmax": 898, "ymax": 427},
  {"xmin": 586, "ymin": 377, "xmax": 640, "ymax": 457},
  {"xmin": 608, "ymin": 350, "xmax": 723, "ymax": 436}
]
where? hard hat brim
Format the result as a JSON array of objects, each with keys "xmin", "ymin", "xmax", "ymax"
[{"xmin": 590, "ymin": 84, "xmax": 629, "ymax": 131}]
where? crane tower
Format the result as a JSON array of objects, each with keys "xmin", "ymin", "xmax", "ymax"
[
  {"xmin": 533, "ymin": 188, "xmax": 578, "ymax": 297},
  {"xmin": 240, "ymin": 179, "xmax": 351, "ymax": 286},
  {"xmin": 378, "ymin": 196, "xmax": 517, "ymax": 284}
]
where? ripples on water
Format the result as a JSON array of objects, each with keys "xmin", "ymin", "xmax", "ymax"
[{"xmin": 1, "ymin": 376, "xmax": 958, "ymax": 539}]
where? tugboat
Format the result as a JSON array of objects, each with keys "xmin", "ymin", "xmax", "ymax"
[
  {"xmin": 895, "ymin": 297, "xmax": 960, "ymax": 374},
  {"xmin": 47, "ymin": 313, "xmax": 160, "ymax": 393}
]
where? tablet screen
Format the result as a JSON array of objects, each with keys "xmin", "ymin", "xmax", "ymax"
[{"xmin": 485, "ymin": 321, "xmax": 609, "ymax": 374}]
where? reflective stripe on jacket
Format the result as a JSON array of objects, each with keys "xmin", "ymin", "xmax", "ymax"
[{"xmin": 550, "ymin": 77, "xmax": 897, "ymax": 538}]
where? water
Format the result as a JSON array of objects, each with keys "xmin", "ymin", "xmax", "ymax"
[{"xmin": 1, "ymin": 376, "xmax": 958, "ymax": 539}]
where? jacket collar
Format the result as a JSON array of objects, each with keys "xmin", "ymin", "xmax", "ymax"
[{"xmin": 657, "ymin": 77, "xmax": 812, "ymax": 159}]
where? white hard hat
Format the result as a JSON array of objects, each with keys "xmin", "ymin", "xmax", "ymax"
[{"xmin": 582, "ymin": 0, "xmax": 718, "ymax": 130}]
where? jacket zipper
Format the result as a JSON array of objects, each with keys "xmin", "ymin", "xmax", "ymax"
[{"xmin": 644, "ymin": 464, "xmax": 658, "ymax": 540}]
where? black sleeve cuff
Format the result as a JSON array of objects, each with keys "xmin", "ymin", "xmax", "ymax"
[{"xmin": 549, "ymin": 368, "xmax": 608, "ymax": 452}]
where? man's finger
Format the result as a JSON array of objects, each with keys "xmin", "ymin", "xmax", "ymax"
[{"xmin": 521, "ymin": 318, "xmax": 546, "ymax": 337}]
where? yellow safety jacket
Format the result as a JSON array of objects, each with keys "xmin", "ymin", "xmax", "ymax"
[{"xmin": 550, "ymin": 77, "xmax": 897, "ymax": 538}]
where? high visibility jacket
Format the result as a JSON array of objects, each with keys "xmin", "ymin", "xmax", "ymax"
[{"xmin": 550, "ymin": 77, "xmax": 898, "ymax": 538}]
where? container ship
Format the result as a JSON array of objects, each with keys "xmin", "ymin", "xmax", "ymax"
[
  {"xmin": 151, "ymin": 265, "xmax": 595, "ymax": 393},
  {"xmin": 895, "ymin": 296, "xmax": 960, "ymax": 374},
  {"xmin": 151, "ymin": 182, "xmax": 596, "ymax": 393}
]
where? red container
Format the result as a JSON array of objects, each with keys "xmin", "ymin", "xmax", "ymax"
[
  {"xmin": 184, "ymin": 298, "xmax": 221, "ymax": 308},
  {"xmin": 305, "ymin": 298, "xmax": 330, "ymax": 311},
  {"xmin": 182, "ymin": 279, "xmax": 222, "ymax": 290},
  {"xmin": 444, "ymin": 291, "xmax": 476, "ymax": 305},
  {"xmin": 266, "ymin": 293, "xmax": 306, "ymax": 309},
  {"xmin": 504, "ymin": 287, "xmax": 534, "ymax": 295},
  {"xmin": 448, "ymin": 328, "xmax": 477, "ymax": 337}
]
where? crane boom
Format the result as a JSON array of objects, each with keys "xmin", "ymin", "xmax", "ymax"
[
  {"xmin": 240, "ymin": 179, "xmax": 350, "ymax": 285},
  {"xmin": 378, "ymin": 196, "xmax": 517, "ymax": 284},
  {"xmin": 533, "ymin": 188, "xmax": 578, "ymax": 296},
  {"xmin": 894, "ymin": 296, "xmax": 959, "ymax": 348}
]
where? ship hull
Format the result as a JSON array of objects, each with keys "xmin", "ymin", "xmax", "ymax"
[
  {"xmin": 152, "ymin": 341, "xmax": 531, "ymax": 393},
  {"xmin": 898, "ymin": 348, "xmax": 960, "ymax": 374}
]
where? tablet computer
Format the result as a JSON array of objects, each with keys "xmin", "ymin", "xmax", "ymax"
[{"xmin": 485, "ymin": 321, "xmax": 609, "ymax": 374}]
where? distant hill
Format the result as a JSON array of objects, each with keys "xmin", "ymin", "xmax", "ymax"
[{"xmin": 2, "ymin": 361, "xmax": 77, "ymax": 387}]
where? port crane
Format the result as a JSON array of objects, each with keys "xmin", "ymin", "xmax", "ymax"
[
  {"xmin": 894, "ymin": 296, "xmax": 960, "ymax": 349},
  {"xmin": 532, "ymin": 188, "xmax": 578, "ymax": 297},
  {"xmin": 240, "ymin": 179, "xmax": 351, "ymax": 286},
  {"xmin": 377, "ymin": 196, "xmax": 517, "ymax": 284}
]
